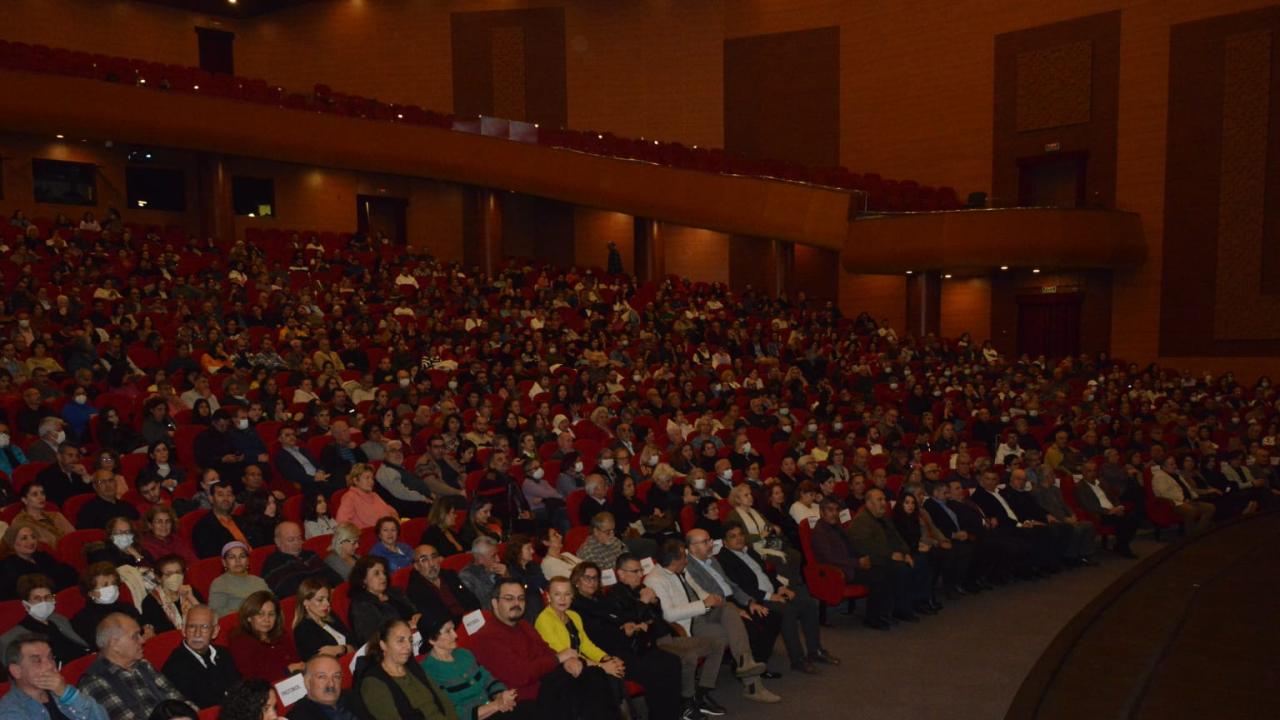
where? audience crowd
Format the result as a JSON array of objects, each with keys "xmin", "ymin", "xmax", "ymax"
[{"xmin": 0, "ymin": 206, "xmax": 1278, "ymax": 720}]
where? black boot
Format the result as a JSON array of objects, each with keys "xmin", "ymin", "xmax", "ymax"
[{"xmin": 695, "ymin": 689, "xmax": 726, "ymax": 716}]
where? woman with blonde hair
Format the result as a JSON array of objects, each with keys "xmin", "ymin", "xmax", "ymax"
[
  {"xmin": 292, "ymin": 577, "xmax": 355, "ymax": 660},
  {"xmin": 336, "ymin": 463, "xmax": 397, "ymax": 529},
  {"xmin": 325, "ymin": 522, "xmax": 362, "ymax": 581}
]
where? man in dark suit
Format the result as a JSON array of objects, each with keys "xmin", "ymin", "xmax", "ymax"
[
  {"xmin": 406, "ymin": 544, "xmax": 479, "ymax": 627},
  {"xmin": 77, "ymin": 470, "xmax": 140, "ymax": 529},
  {"xmin": 684, "ymin": 528, "xmax": 782, "ymax": 667},
  {"xmin": 922, "ymin": 482, "xmax": 980, "ymax": 593},
  {"xmin": 944, "ymin": 479, "xmax": 1024, "ymax": 585},
  {"xmin": 192, "ymin": 481, "xmax": 248, "ymax": 558},
  {"xmin": 847, "ymin": 489, "xmax": 930, "ymax": 627},
  {"xmin": 261, "ymin": 522, "xmax": 342, "ymax": 598},
  {"xmin": 35, "ymin": 443, "xmax": 92, "ymax": 506},
  {"xmin": 1074, "ymin": 461, "xmax": 1139, "ymax": 558},
  {"xmin": 1000, "ymin": 468, "xmax": 1072, "ymax": 570},
  {"xmin": 969, "ymin": 469, "xmax": 1052, "ymax": 577},
  {"xmin": 317, "ymin": 421, "xmax": 368, "ymax": 484},
  {"xmin": 288, "ymin": 654, "xmax": 360, "ymax": 720},
  {"xmin": 717, "ymin": 522, "xmax": 836, "ymax": 673},
  {"xmin": 274, "ymin": 426, "xmax": 340, "ymax": 496},
  {"xmin": 161, "ymin": 605, "xmax": 240, "ymax": 708}
]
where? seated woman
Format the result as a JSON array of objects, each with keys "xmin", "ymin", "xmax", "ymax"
[
  {"xmin": 87, "ymin": 516, "xmax": 153, "ymax": 569},
  {"xmin": 6, "ymin": 482, "xmax": 75, "ymax": 548},
  {"xmin": 358, "ymin": 618, "xmax": 460, "ymax": 720},
  {"xmin": 533, "ymin": 577, "xmax": 626, "ymax": 705},
  {"xmin": 419, "ymin": 616, "xmax": 519, "ymax": 720},
  {"xmin": 325, "ymin": 522, "xmax": 361, "ymax": 582},
  {"xmin": 71, "ymin": 561, "xmax": 150, "ymax": 643},
  {"xmin": 336, "ymin": 463, "xmax": 398, "ymax": 529},
  {"xmin": 693, "ymin": 496, "xmax": 724, "ymax": 540},
  {"xmin": 303, "ymin": 492, "xmax": 339, "ymax": 539},
  {"xmin": 502, "ymin": 534, "xmax": 546, "ymax": 620},
  {"xmin": 368, "ymin": 516, "xmax": 414, "ymax": 573},
  {"xmin": 292, "ymin": 577, "xmax": 356, "ymax": 661},
  {"xmin": 788, "ymin": 481, "xmax": 822, "ymax": 526},
  {"xmin": 210, "ymin": 541, "xmax": 270, "ymax": 618},
  {"xmin": 457, "ymin": 499, "xmax": 503, "ymax": 549},
  {"xmin": 539, "ymin": 527, "xmax": 582, "ymax": 581},
  {"xmin": 0, "ymin": 525, "xmax": 78, "ymax": 599},
  {"xmin": 239, "ymin": 489, "xmax": 282, "ymax": 548},
  {"xmin": 219, "ymin": 678, "xmax": 277, "ymax": 720},
  {"xmin": 421, "ymin": 497, "xmax": 466, "ymax": 557},
  {"xmin": 142, "ymin": 554, "xmax": 204, "ymax": 634},
  {"xmin": 348, "ymin": 556, "xmax": 420, "ymax": 645},
  {"xmin": 95, "ymin": 407, "xmax": 144, "ymax": 455},
  {"xmin": 228, "ymin": 590, "xmax": 304, "ymax": 682},
  {"xmin": 136, "ymin": 441, "xmax": 186, "ymax": 494},
  {"xmin": 139, "ymin": 504, "xmax": 197, "ymax": 566},
  {"xmin": 0, "ymin": 572, "xmax": 92, "ymax": 669}
]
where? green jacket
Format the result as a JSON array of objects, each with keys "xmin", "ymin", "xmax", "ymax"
[{"xmin": 846, "ymin": 508, "xmax": 908, "ymax": 564}]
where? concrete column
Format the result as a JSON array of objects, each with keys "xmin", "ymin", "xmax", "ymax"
[{"xmin": 905, "ymin": 270, "xmax": 942, "ymax": 337}]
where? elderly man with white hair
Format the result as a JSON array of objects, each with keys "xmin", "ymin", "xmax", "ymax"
[
  {"xmin": 78, "ymin": 613, "xmax": 187, "ymax": 720},
  {"xmin": 25, "ymin": 417, "xmax": 66, "ymax": 464},
  {"xmin": 458, "ymin": 537, "xmax": 508, "ymax": 612}
]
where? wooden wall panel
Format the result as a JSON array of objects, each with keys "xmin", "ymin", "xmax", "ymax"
[
  {"xmin": 451, "ymin": 7, "xmax": 567, "ymax": 128},
  {"xmin": 573, "ymin": 207, "xmax": 634, "ymax": 272},
  {"xmin": 661, "ymin": 223, "xmax": 731, "ymax": 286},
  {"xmin": 941, "ymin": 277, "xmax": 993, "ymax": 342},
  {"xmin": 839, "ymin": 272, "xmax": 905, "ymax": 333}
]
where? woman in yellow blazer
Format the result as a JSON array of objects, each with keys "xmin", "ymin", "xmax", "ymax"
[{"xmin": 534, "ymin": 576, "xmax": 626, "ymax": 681}]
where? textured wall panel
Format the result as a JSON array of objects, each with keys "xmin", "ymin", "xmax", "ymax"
[
  {"xmin": 1015, "ymin": 41, "xmax": 1094, "ymax": 131},
  {"xmin": 491, "ymin": 26, "xmax": 528, "ymax": 121}
]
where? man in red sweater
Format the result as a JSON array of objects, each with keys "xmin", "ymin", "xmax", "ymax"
[{"xmin": 468, "ymin": 579, "xmax": 620, "ymax": 720}]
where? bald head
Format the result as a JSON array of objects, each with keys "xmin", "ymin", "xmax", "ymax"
[
  {"xmin": 684, "ymin": 528, "xmax": 714, "ymax": 560},
  {"xmin": 275, "ymin": 521, "xmax": 303, "ymax": 555},
  {"xmin": 304, "ymin": 654, "xmax": 344, "ymax": 706},
  {"xmin": 97, "ymin": 613, "xmax": 144, "ymax": 668}
]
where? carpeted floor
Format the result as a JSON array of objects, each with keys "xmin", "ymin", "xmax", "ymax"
[{"xmin": 703, "ymin": 539, "xmax": 1161, "ymax": 720}]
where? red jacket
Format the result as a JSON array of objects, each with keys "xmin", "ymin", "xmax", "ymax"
[{"xmin": 467, "ymin": 616, "xmax": 559, "ymax": 699}]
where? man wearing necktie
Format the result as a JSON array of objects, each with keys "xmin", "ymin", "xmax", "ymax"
[{"xmin": 1151, "ymin": 456, "xmax": 1215, "ymax": 534}]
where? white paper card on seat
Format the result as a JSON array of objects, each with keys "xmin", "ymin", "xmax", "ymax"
[
  {"xmin": 601, "ymin": 568, "xmax": 617, "ymax": 586},
  {"xmin": 348, "ymin": 644, "xmax": 368, "ymax": 673},
  {"xmin": 839, "ymin": 509, "xmax": 852, "ymax": 523},
  {"xmin": 412, "ymin": 630, "xmax": 423, "ymax": 655},
  {"xmin": 640, "ymin": 557, "xmax": 655, "ymax": 574},
  {"xmin": 711, "ymin": 540, "xmax": 723, "ymax": 554},
  {"xmin": 275, "ymin": 673, "xmax": 307, "ymax": 707},
  {"xmin": 462, "ymin": 609, "xmax": 486, "ymax": 635},
  {"xmin": 807, "ymin": 516, "xmax": 819, "ymax": 528}
]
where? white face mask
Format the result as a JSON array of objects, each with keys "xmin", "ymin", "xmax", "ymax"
[
  {"xmin": 53, "ymin": 430, "xmax": 66, "ymax": 445},
  {"xmin": 779, "ymin": 408, "xmax": 790, "ymax": 416},
  {"xmin": 647, "ymin": 454, "xmax": 659, "ymax": 466},
  {"xmin": 235, "ymin": 419, "xmax": 249, "ymax": 430},
  {"xmin": 832, "ymin": 422, "xmax": 843, "ymax": 432},
  {"xmin": 94, "ymin": 584, "xmax": 120, "ymax": 605},
  {"xmin": 741, "ymin": 442, "xmax": 753, "ymax": 454},
  {"xmin": 162, "ymin": 573, "xmax": 184, "ymax": 593},
  {"xmin": 720, "ymin": 469, "xmax": 733, "ymax": 481},
  {"xmin": 112, "ymin": 533, "xmax": 134, "ymax": 550},
  {"xmin": 0, "ymin": 433, "xmax": 9, "ymax": 448},
  {"xmin": 74, "ymin": 395, "xmax": 87, "ymax": 405},
  {"xmin": 806, "ymin": 423, "xmax": 818, "ymax": 433},
  {"xmin": 693, "ymin": 477, "xmax": 706, "ymax": 490},
  {"xmin": 25, "ymin": 600, "xmax": 56, "ymax": 622},
  {"xmin": 599, "ymin": 458, "xmax": 615, "ymax": 470},
  {"xmin": 532, "ymin": 468, "xmax": 545, "ymax": 480},
  {"xmin": 780, "ymin": 426, "xmax": 792, "ymax": 434},
  {"xmin": 889, "ymin": 383, "xmax": 899, "ymax": 390},
  {"xmin": 574, "ymin": 461, "xmax": 584, "ymax": 473},
  {"xmin": 399, "ymin": 378, "xmax": 411, "ymax": 387}
]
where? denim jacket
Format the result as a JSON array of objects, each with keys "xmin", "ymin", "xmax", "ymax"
[{"xmin": 0, "ymin": 684, "xmax": 108, "ymax": 720}]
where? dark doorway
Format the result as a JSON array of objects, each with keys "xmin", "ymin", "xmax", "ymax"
[
  {"xmin": 196, "ymin": 27, "xmax": 235, "ymax": 75},
  {"xmin": 1017, "ymin": 292, "xmax": 1082, "ymax": 359},
  {"xmin": 1017, "ymin": 151, "xmax": 1087, "ymax": 207},
  {"xmin": 357, "ymin": 195, "xmax": 407, "ymax": 245}
]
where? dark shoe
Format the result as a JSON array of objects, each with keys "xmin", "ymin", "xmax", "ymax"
[
  {"xmin": 915, "ymin": 604, "xmax": 938, "ymax": 616},
  {"xmin": 809, "ymin": 649, "xmax": 841, "ymax": 666},
  {"xmin": 950, "ymin": 584, "xmax": 970, "ymax": 596},
  {"xmin": 791, "ymin": 661, "xmax": 820, "ymax": 675},
  {"xmin": 863, "ymin": 618, "xmax": 892, "ymax": 631},
  {"xmin": 893, "ymin": 612, "xmax": 920, "ymax": 623},
  {"xmin": 681, "ymin": 700, "xmax": 701, "ymax": 720},
  {"xmin": 1115, "ymin": 546, "xmax": 1137, "ymax": 559},
  {"xmin": 696, "ymin": 690, "xmax": 726, "ymax": 716},
  {"xmin": 760, "ymin": 671, "xmax": 783, "ymax": 680},
  {"xmin": 1076, "ymin": 556, "xmax": 1095, "ymax": 567}
]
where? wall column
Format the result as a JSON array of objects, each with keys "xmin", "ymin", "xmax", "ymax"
[
  {"xmin": 197, "ymin": 153, "xmax": 233, "ymax": 242},
  {"xmin": 634, "ymin": 217, "xmax": 664, "ymax": 282},
  {"xmin": 906, "ymin": 271, "xmax": 942, "ymax": 337}
]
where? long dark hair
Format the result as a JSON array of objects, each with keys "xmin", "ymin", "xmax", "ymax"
[{"xmin": 218, "ymin": 679, "xmax": 273, "ymax": 720}]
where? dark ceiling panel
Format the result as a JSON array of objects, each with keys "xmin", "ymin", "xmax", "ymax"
[{"xmin": 131, "ymin": 0, "xmax": 322, "ymax": 19}]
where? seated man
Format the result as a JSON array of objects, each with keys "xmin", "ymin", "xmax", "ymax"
[
  {"xmin": 920, "ymin": 481, "xmax": 982, "ymax": 593},
  {"xmin": 261, "ymin": 521, "xmax": 342, "ymax": 598},
  {"xmin": 288, "ymin": 654, "xmax": 360, "ymax": 720},
  {"xmin": 192, "ymin": 480, "xmax": 249, "ymax": 559},
  {"xmin": 468, "ymin": 579, "xmax": 621, "ymax": 720},
  {"xmin": 208, "ymin": 541, "xmax": 269, "ymax": 618},
  {"xmin": 1150, "ymin": 456, "xmax": 1216, "ymax": 535},
  {"xmin": 405, "ymin": 544, "xmax": 479, "ymax": 627},
  {"xmin": 457, "ymin": 537, "xmax": 507, "ymax": 609},
  {"xmin": 318, "ymin": 421, "xmax": 368, "ymax": 484},
  {"xmin": 576, "ymin": 510, "xmax": 628, "ymax": 564},
  {"xmin": 646, "ymin": 538, "xmax": 777, "ymax": 704},
  {"xmin": 1028, "ymin": 468, "xmax": 1098, "ymax": 566},
  {"xmin": 969, "ymin": 470, "xmax": 1051, "ymax": 577},
  {"xmin": 809, "ymin": 496, "xmax": 890, "ymax": 601},
  {"xmin": 35, "ymin": 442, "xmax": 92, "ymax": 506},
  {"xmin": 274, "ymin": 427, "xmax": 339, "ymax": 497},
  {"xmin": 79, "ymin": 613, "xmax": 188, "ymax": 720},
  {"xmin": 683, "ymin": 529, "xmax": 783, "ymax": 672},
  {"xmin": 0, "ymin": 573, "xmax": 92, "ymax": 673},
  {"xmin": 160, "ymin": 605, "xmax": 241, "ymax": 709},
  {"xmin": 77, "ymin": 470, "xmax": 140, "ymax": 529},
  {"xmin": 716, "ymin": 522, "xmax": 838, "ymax": 673},
  {"xmin": 1001, "ymin": 468, "xmax": 1075, "ymax": 570},
  {"xmin": 0, "ymin": 633, "xmax": 108, "ymax": 720},
  {"xmin": 846, "ymin": 490, "xmax": 932, "ymax": 628},
  {"xmin": 1074, "ymin": 462, "xmax": 1139, "ymax": 558}
]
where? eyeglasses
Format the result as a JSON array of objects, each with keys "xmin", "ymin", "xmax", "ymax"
[
  {"xmin": 185, "ymin": 623, "xmax": 213, "ymax": 632},
  {"xmin": 498, "ymin": 595, "xmax": 526, "ymax": 602},
  {"xmin": 580, "ymin": 575, "xmax": 600, "ymax": 582}
]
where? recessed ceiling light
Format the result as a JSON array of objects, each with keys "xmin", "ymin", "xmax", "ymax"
[
  {"xmin": 193, "ymin": 84, "xmax": 200, "ymax": 90},
  {"xmin": 55, "ymin": 134, "xmax": 64, "ymax": 139},
  {"xmin": 999, "ymin": 265, "xmax": 1009, "ymax": 271},
  {"xmin": 944, "ymin": 274, "xmax": 953, "ymax": 279},
  {"xmin": 905, "ymin": 270, "xmax": 913, "ymax": 275},
  {"xmin": 396, "ymin": 113, "xmax": 403, "ymax": 119},
  {"xmin": 1032, "ymin": 268, "xmax": 1041, "ymax": 273}
]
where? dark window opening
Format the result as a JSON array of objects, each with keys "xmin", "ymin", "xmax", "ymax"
[
  {"xmin": 196, "ymin": 27, "xmax": 235, "ymax": 75},
  {"xmin": 126, "ymin": 166, "xmax": 186, "ymax": 212},
  {"xmin": 232, "ymin": 176, "xmax": 274, "ymax": 217},
  {"xmin": 33, "ymin": 158, "xmax": 97, "ymax": 206}
]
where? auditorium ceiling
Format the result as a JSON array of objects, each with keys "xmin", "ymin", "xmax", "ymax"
[{"xmin": 132, "ymin": 0, "xmax": 320, "ymax": 19}]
